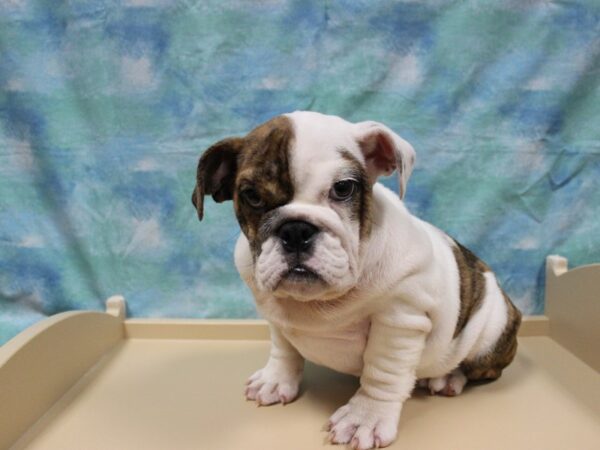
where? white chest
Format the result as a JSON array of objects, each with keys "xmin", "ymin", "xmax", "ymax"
[{"xmin": 281, "ymin": 320, "xmax": 370, "ymax": 377}]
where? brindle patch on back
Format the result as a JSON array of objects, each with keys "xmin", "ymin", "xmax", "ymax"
[
  {"xmin": 338, "ymin": 150, "xmax": 373, "ymax": 239},
  {"xmin": 451, "ymin": 240, "xmax": 490, "ymax": 338},
  {"xmin": 234, "ymin": 116, "xmax": 294, "ymax": 254}
]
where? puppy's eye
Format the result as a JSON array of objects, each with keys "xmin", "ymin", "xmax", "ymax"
[
  {"xmin": 330, "ymin": 180, "xmax": 357, "ymax": 201},
  {"xmin": 241, "ymin": 187, "xmax": 264, "ymax": 208}
]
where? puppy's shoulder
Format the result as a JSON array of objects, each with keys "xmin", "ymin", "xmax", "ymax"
[{"xmin": 413, "ymin": 218, "xmax": 490, "ymax": 274}]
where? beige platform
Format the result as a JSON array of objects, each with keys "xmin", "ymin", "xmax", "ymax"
[{"xmin": 1, "ymin": 256, "xmax": 599, "ymax": 450}]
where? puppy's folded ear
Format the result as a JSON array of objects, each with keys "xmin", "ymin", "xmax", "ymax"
[
  {"xmin": 354, "ymin": 121, "xmax": 416, "ymax": 199},
  {"xmin": 192, "ymin": 137, "xmax": 244, "ymax": 221}
]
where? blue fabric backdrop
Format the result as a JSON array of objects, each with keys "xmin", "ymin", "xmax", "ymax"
[{"xmin": 1, "ymin": 0, "xmax": 599, "ymax": 344}]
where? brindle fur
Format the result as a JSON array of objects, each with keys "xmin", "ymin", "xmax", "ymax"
[
  {"xmin": 460, "ymin": 292, "xmax": 522, "ymax": 380},
  {"xmin": 234, "ymin": 116, "xmax": 294, "ymax": 254},
  {"xmin": 192, "ymin": 137, "xmax": 244, "ymax": 220},
  {"xmin": 451, "ymin": 239, "xmax": 522, "ymax": 380},
  {"xmin": 339, "ymin": 150, "xmax": 372, "ymax": 239},
  {"xmin": 451, "ymin": 240, "xmax": 490, "ymax": 338},
  {"xmin": 192, "ymin": 116, "xmax": 295, "ymax": 255}
]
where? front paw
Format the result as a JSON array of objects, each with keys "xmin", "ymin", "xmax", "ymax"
[
  {"xmin": 328, "ymin": 390, "xmax": 401, "ymax": 449},
  {"xmin": 244, "ymin": 361, "xmax": 303, "ymax": 406}
]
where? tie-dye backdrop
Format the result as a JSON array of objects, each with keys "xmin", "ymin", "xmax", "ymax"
[{"xmin": 1, "ymin": 0, "xmax": 599, "ymax": 344}]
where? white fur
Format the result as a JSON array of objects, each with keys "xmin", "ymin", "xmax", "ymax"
[
  {"xmin": 244, "ymin": 325, "xmax": 304, "ymax": 405},
  {"xmin": 233, "ymin": 112, "xmax": 510, "ymax": 449}
]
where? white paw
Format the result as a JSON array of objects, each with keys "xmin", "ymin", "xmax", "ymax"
[
  {"xmin": 244, "ymin": 360, "xmax": 303, "ymax": 406},
  {"xmin": 327, "ymin": 390, "xmax": 401, "ymax": 449},
  {"xmin": 428, "ymin": 369, "xmax": 467, "ymax": 397}
]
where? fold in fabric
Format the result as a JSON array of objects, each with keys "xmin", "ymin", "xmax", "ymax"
[{"xmin": 1, "ymin": 0, "xmax": 599, "ymax": 343}]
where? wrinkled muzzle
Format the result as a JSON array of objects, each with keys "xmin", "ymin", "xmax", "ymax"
[{"xmin": 253, "ymin": 204, "xmax": 359, "ymax": 301}]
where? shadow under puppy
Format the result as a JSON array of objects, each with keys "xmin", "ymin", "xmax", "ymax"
[{"xmin": 192, "ymin": 111, "xmax": 521, "ymax": 450}]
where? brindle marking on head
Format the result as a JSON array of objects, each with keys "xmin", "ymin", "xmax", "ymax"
[
  {"xmin": 460, "ymin": 292, "xmax": 522, "ymax": 381},
  {"xmin": 234, "ymin": 116, "xmax": 294, "ymax": 254},
  {"xmin": 451, "ymin": 240, "xmax": 490, "ymax": 338},
  {"xmin": 338, "ymin": 150, "xmax": 372, "ymax": 239},
  {"xmin": 192, "ymin": 137, "xmax": 245, "ymax": 221}
]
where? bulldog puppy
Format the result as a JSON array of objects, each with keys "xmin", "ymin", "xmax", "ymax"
[{"xmin": 192, "ymin": 111, "xmax": 522, "ymax": 449}]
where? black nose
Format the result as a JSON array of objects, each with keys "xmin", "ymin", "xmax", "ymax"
[{"xmin": 277, "ymin": 221, "xmax": 319, "ymax": 253}]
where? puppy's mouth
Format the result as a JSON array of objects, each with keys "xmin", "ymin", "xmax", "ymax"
[
  {"xmin": 278, "ymin": 264, "xmax": 319, "ymax": 283},
  {"xmin": 273, "ymin": 264, "xmax": 331, "ymax": 301}
]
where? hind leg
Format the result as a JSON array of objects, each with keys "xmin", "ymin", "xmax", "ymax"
[
  {"xmin": 422, "ymin": 292, "xmax": 521, "ymax": 397},
  {"xmin": 427, "ymin": 369, "xmax": 468, "ymax": 397},
  {"xmin": 461, "ymin": 296, "xmax": 521, "ymax": 383}
]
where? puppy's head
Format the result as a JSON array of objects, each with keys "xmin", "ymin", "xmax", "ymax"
[{"xmin": 192, "ymin": 112, "xmax": 415, "ymax": 302}]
